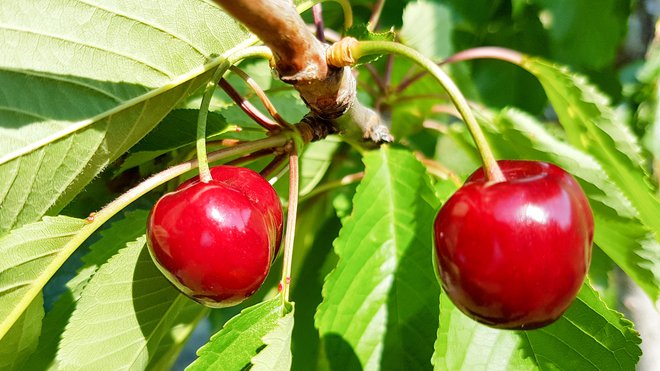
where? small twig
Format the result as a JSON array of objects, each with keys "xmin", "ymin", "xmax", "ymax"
[
  {"xmin": 397, "ymin": 47, "xmax": 524, "ymax": 94},
  {"xmin": 395, "ymin": 69, "xmax": 426, "ymax": 94},
  {"xmin": 218, "ymin": 79, "xmax": 281, "ymax": 131},
  {"xmin": 356, "ymin": 79, "xmax": 380, "ymax": 97},
  {"xmin": 260, "ymin": 152, "xmax": 289, "ymax": 179},
  {"xmin": 280, "ymin": 148, "xmax": 300, "ymax": 304},
  {"xmin": 431, "ymin": 104, "xmax": 462, "ymax": 118},
  {"xmin": 364, "ymin": 64, "xmax": 387, "ymax": 92},
  {"xmin": 224, "ymin": 148, "xmax": 275, "ymax": 167},
  {"xmin": 415, "ymin": 152, "xmax": 462, "ymax": 187},
  {"xmin": 312, "ymin": 3, "xmax": 325, "ymax": 42},
  {"xmin": 307, "ymin": 24, "xmax": 341, "ymax": 43},
  {"xmin": 368, "ymin": 0, "xmax": 386, "ymax": 31},
  {"xmin": 300, "ymin": 171, "xmax": 364, "ymax": 203},
  {"xmin": 392, "ymin": 93, "xmax": 450, "ymax": 104},
  {"xmin": 206, "ymin": 138, "xmax": 244, "ymax": 147},
  {"xmin": 422, "ymin": 120, "xmax": 450, "ymax": 134},
  {"xmin": 442, "ymin": 47, "xmax": 523, "ymax": 65},
  {"xmin": 228, "ymin": 66, "xmax": 291, "ymax": 129},
  {"xmin": 383, "ymin": 54, "xmax": 394, "ymax": 89}
]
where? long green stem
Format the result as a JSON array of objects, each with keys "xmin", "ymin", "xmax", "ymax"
[
  {"xmin": 350, "ymin": 41, "xmax": 505, "ymax": 182},
  {"xmin": 196, "ymin": 46, "xmax": 274, "ymax": 183},
  {"xmin": 281, "ymin": 146, "xmax": 299, "ymax": 305}
]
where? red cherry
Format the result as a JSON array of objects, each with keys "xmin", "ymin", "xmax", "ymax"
[
  {"xmin": 146, "ymin": 166, "xmax": 283, "ymax": 308},
  {"xmin": 433, "ymin": 160, "xmax": 594, "ymax": 329},
  {"xmin": 179, "ymin": 166, "xmax": 284, "ymax": 256}
]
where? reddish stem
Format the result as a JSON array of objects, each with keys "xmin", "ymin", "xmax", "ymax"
[
  {"xmin": 224, "ymin": 149, "xmax": 275, "ymax": 167},
  {"xmin": 397, "ymin": 47, "xmax": 524, "ymax": 94},
  {"xmin": 229, "ymin": 66, "xmax": 291, "ymax": 128},
  {"xmin": 364, "ymin": 64, "xmax": 387, "ymax": 92},
  {"xmin": 218, "ymin": 79, "xmax": 281, "ymax": 131},
  {"xmin": 312, "ymin": 4, "xmax": 325, "ymax": 42},
  {"xmin": 260, "ymin": 152, "xmax": 289, "ymax": 179}
]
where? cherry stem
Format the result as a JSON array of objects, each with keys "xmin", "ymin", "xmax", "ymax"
[
  {"xmin": 312, "ymin": 3, "xmax": 325, "ymax": 42},
  {"xmin": 442, "ymin": 47, "xmax": 524, "ymax": 65},
  {"xmin": 228, "ymin": 65, "xmax": 292, "ymax": 128},
  {"xmin": 281, "ymin": 145, "xmax": 300, "ymax": 305},
  {"xmin": 218, "ymin": 78, "xmax": 281, "ymax": 131},
  {"xmin": 396, "ymin": 47, "xmax": 523, "ymax": 94},
  {"xmin": 364, "ymin": 64, "xmax": 387, "ymax": 92},
  {"xmin": 196, "ymin": 46, "xmax": 274, "ymax": 183},
  {"xmin": 348, "ymin": 41, "xmax": 505, "ymax": 182},
  {"xmin": 298, "ymin": 171, "xmax": 364, "ymax": 204},
  {"xmin": 224, "ymin": 148, "xmax": 274, "ymax": 167},
  {"xmin": 368, "ymin": 0, "xmax": 386, "ymax": 31},
  {"xmin": 260, "ymin": 152, "xmax": 289, "ymax": 179},
  {"xmin": 414, "ymin": 152, "xmax": 462, "ymax": 187},
  {"xmin": 297, "ymin": 0, "xmax": 353, "ymax": 31}
]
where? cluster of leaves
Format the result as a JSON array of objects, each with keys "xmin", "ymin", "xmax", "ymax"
[{"xmin": 0, "ymin": 0, "xmax": 658, "ymax": 370}]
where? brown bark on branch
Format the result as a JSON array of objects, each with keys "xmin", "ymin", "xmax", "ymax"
[
  {"xmin": 213, "ymin": 0, "xmax": 392, "ymax": 143},
  {"xmin": 215, "ymin": 0, "xmax": 327, "ymax": 82}
]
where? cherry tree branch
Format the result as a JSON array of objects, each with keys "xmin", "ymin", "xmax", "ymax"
[{"xmin": 213, "ymin": 0, "xmax": 392, "ymax": 143}]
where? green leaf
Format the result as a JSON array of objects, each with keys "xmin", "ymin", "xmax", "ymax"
[
  {"xmin": 433, "ymin": 282, "xmax": 641, "ymax": 370},
  {"xmin": 0, "ymin": 294, "xmax": 44, "ymax": 370},
  {"xmin": 23, "ymin": 209, "xmax": 149, "ymax": 370},
  {"xmin": 188, "ymin": 297, "xmax": 290, "ymax": 370},
  {"xmin": 489, "ymin": 106, "xmax": 660, "ymax": 303},
  {"xmin": 533, "ymin": 0, "xmax": 630, "ymax": 69},
  {"xmin": 290, "ymin": 192, "xmax": 343, "ymax": 370},
  {"xmin": 57, "ymin": 237, "xmax": 205, "ymax": 369},
  {"xmin": 433, "ymin": 293, "xmax": 535, "ymax": 371},
  {"xmin": 520, "ymin": 281, "xmax": 641, "ymax": 370},
  {"xmin": 315, "ymin": 146, "xmax": 442, "ymax": 370},
  {"xmin": 251, "ymin": 304, "xmax": 295, "ymax": 371},
  {"xmin": 401, "ymin": 1, "xmax": 453, "ymax": 61},
  {"xmin": 521, "ymin": 58, "xmax": 660, "ymax": 243},
  {"xmin": 299, "ymin": 137, "xmax": 342, "ymax": 196},
  {"xmin": 0, "ymin": 215, "xmax": 87, "ymax": 340},
  {"xmin": 0, "ymin": 0, "xmax": 254, "ymax": 233},
  {"xmin": 116, "ymin": 109, "xmax": 230, "ymax": 174},
  {"xmin": 444, "ymin": 0, "xmax": 503, "ymax": 26}
]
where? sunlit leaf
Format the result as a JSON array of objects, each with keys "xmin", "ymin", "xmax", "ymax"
[
  {"xmin": 57, "ymin": 237, "xmax": 205, "ymax": 369},
  {"xmin": 433, "ymin": 281, "xmax": 641, "ymax": 370},
  {"xmin": 251, "ymin": 304, "xmax": 295, "ymax": 371},
  {"xmin": 520, "ymin": 58, "xmax": 660, "ymax": 241},
  {"xmin": 534, "ymin": 0, "xmax": 629, "ymax": 69},
  {"xmin": 0, "ymin": 294, "xmax": 44, "ymax": 370},
  {"xmin": 316, "ymin": 146, "xmax": 444, "ymax": 370},
  {"xmin": 401, "ymin": 1, "xmax": 453, "ymax": 61},
  {"xmin": 0, "ymin": 216, "xmax": 86, "ymax": 340},
  {"xmin": 0, "ymin": 0, "xmax": 254, "ymax": 233},
  {"xmin": 188, "ymin": 297, "xmax": 291, "ymax": 370},
  {"xmin": 23, "ymin": 210, "xmax": 150, "ymax": 370}
]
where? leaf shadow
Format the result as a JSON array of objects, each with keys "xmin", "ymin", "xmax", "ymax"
[
  {"xmin": 131, "ymin": 245, "xmax": 190, "ymax": 368},
  {"xmin": 320, "ymin": 333, "xmax": 363, "ymax": 371}
]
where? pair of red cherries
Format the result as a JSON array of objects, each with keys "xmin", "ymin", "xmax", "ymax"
[{"xmin": 146, "ymin": 160, "xmax": 593, "ymax": 329}]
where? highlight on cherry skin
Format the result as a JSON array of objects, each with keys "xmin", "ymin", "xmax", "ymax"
[
  {"xmin": 146, "ymin": 165, "xmax": 283, "ymax": 308},
  {"xmin": 433, "ymin": 160, "xmax": 594, "ymax": 330}
]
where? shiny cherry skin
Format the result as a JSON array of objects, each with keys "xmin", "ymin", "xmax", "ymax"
[
  {"xmin": 180, "ymin": 166, "xmax": 283, "ymax": 256},
  {"xmin": 146, "ymin": 166, "xmax": 283, "ymax": 308},
  {"xmin": 433, "ymin": 160, "xmax": 594, "ymax": 329}
]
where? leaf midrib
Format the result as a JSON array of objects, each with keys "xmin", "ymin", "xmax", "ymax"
[{"xmin": 0, "ymin": 36, "xmax": 257, "ymax": 166}]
